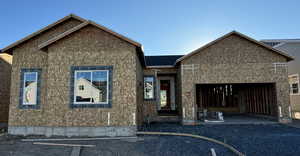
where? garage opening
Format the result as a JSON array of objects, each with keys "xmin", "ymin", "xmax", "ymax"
[{"xmin": 196, "ymin": 83, "xmax": 278, "ymax": 122}]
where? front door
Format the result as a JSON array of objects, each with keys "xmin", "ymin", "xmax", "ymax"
[{"xmin": 159, "ymin": 80, "xmax": 171, "ymax": 113}]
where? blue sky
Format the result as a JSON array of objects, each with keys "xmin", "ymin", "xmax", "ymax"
[{"xmin": 1, "ymin": 0, "xmax": 300, "ymax": 55}]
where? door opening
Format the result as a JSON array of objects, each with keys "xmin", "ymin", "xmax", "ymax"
[
  {"xmin": 160, "ymin": 80, "xmax": 171, "ymax": 110},
  {"xmin": 196, "ymin": 83, "xmax": 277, "ymax": 119},
  {"xmin": 158, "ymin": 79, "xmax": 177, "ymax": 115}
]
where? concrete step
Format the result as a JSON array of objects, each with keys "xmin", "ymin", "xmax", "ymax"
[{"xmin": 152, "ymin": 115, "xmax": 181, "ymax": 123}]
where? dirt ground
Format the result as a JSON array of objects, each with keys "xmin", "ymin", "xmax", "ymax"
[{"xmin": 1, "ymin": 122, "xmax": 300, "ymax": 156}]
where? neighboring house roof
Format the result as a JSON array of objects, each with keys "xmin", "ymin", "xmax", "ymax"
[
  {"xmin": 145, "ymin": 55, "xmax": 183, "ymax": 67},
  {"xmin": 176, "ymin": 31, "xmax": 295, "ymax": 64},
  {"xmin": 261, "ymin": 41, "xmax": 282, "ymax": 47},
  {"xmin": 0, "ymin": 53, "xmax": 13, "ymax": 64},
  {"xmin": 261, "ymin": 39, "xmax": 300, "ymax": 48},
  {"xmin": 1, "ymin": 14, "xmax": 87, "ymax": 54},
  {"xmin": 261, "ymin": 39, "xmax": 300, "ymax": 43}
]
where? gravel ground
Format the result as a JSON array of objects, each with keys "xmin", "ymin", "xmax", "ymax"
[
  {"xmin": 141, "ymin": 123, "xmax": 300, "ymax": 156},
  {"xmin": 0, "ymin": 123, "xmax": 299, "ymax": 156},
  {"xmin": 0, "ymin": 135, "xmax": 233, "ymax": 156},
  {"xmin": 79, "ymin": 136, "xmax": 233, "ymax": 156}
]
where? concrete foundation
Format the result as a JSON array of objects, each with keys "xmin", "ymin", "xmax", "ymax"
[
  {"xmin": 182, "ymin": 120, "xmax": 198, "ymax": 125},
  {"xmin": 279, "ymin": 117, "xmax": 292, "ymax": 124},
  {"xmin": 8, "ymin": 126, "xmax": 136, "ymax": 137}
]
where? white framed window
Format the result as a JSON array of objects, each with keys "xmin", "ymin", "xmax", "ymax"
[
  {"xmin": 23, "ymin": 72, "xmax": 38, "ymax": 105},
  {"xmin": 289, "ymin": 74, "xmax": 300, "ymax": 95},
  {"xmin": 74, "ymin": 70, "xmax": 109, "ymax": 104},
  {"xmin": 79, "ymin": 85, "xmax": 84, "ymax": 90},
  {"xmin": 144, "ymin": 76, "xmax": 155, "ymax": 100}
]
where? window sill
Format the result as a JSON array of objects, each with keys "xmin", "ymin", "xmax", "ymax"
[
  {"xmin": 144, "ymin": 98, "xmax": 156, "ymax": 101},
  {"xmin": 19, "ymin": 104, "xmax": 40, "ymax": 109},
  {"xmin": 70, "ymin": 103, "xmax": 112, "ymax": 108},
  {"xmin": 290, "ymin": 94, "xmax": 300, "ymax": 96}
]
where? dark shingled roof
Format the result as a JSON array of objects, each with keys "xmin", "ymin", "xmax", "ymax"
[
  {"xmin": 145, "ymin": 55, "xmax": 184, "ymax": 66},
  {"xmin": 261, "ymin": 41, "xmax": 281, "ymax": 47}
]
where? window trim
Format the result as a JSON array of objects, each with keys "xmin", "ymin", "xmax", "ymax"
[
  {"xmin": 70, "ymin": 66, "xmax": 113, "ymax": 108},
  {"xmin": 19, "ymin": 68, "xmax": 42, "ymax": 109},
  {"xmin": 289, "ymin": 74, "xmax": 300, "ymax": 95},
  {"xmin": 144, "ymin": 75, "xmax": 156, "ymax": 100},
  {"xmin": 73, "ymin": 70, "xmax": 109, "ymax": 105}
]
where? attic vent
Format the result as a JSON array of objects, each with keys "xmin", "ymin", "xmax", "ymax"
[
  {"xmin": 181, "ymin": 64, "xmax": 200, "ymax": 75},
  {"xmin": 273, "ymin": 62, "xmax": 288, "ymax": 73}
]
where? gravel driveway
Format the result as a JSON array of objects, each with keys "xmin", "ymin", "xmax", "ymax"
[
  {"xmin": 0, "ymin": 123, "xmax": 299, "ymax": 156},
  {"xmin": 0, "ymin": 135, "xmax": 233, "ymax": 156},
  {"xmin": 141, "ymin": 122, "xmax": 300, "ymax": 156}
]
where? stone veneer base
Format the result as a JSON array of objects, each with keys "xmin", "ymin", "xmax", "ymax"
[{"xmin": 8, "ymin": 126, "xmax": 136, "ymax": 137}]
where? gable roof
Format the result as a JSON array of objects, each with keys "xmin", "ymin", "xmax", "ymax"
[
  {"xmin": 145, "ymin": 55, "xmax": 183, "ymax": 67},
  {"xmin": 176, "ymin": 31, "xmax": 294, "ymax": 64},
  {"xmin": 1, "ymin": 14, "xmax": 87, "ymax": 54},
  {"xmin": 37, "ymin": 19, "xmax": 145, "ymax": 66},
  {"xmin": 38, "ymin": 20, "xmax": 142, "ymax": 49},
  {"xmin": 1, "ymin": 14, "xmax": 145, "ymax": 66}
]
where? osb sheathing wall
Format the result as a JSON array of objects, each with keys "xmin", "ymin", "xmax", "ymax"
[
  {"xmin": 0, "ymin": 54, "xmax": 12, "ymax": 123},
  {"xmin": 180, "ymin": 34, "xmax": 291, "ymax": 123},
  {"xmin": 143, "ymin": 69, "xmax": 158, "ymax": 120},
  {"xmin": 290, "ymin": 95, "xmax": 300, "ymax": 112},
  {"xmin": 9, "ymin": 20, "xmax": 139, "ymax": 127},
  {"xmin": 45, "ymin": 25, "xmax": 138, "ymax": 127},
  {"xmin": 176, "ymin": 67, "xmax": 182, "ymax": 117},
  {"xmin": 136, "ymin": 55, "xmax": 144, "ymax": 126},
  {"xmin": 9, "ymin": 18, "xmax": 83, "ymax": 127}
]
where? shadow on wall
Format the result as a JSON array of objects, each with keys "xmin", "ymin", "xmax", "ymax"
[{"xmin": 0, "ymin": 53, "xmax": 12, "ymax": 125}]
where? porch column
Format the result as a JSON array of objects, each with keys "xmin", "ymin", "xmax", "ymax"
[
  {"xmin": 181, "ymin": 67, "xmax": 197, "ymax": 125},
  {"xmin": 276, "ymin": 81, "xmax": 292, "ymax": 123}
]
